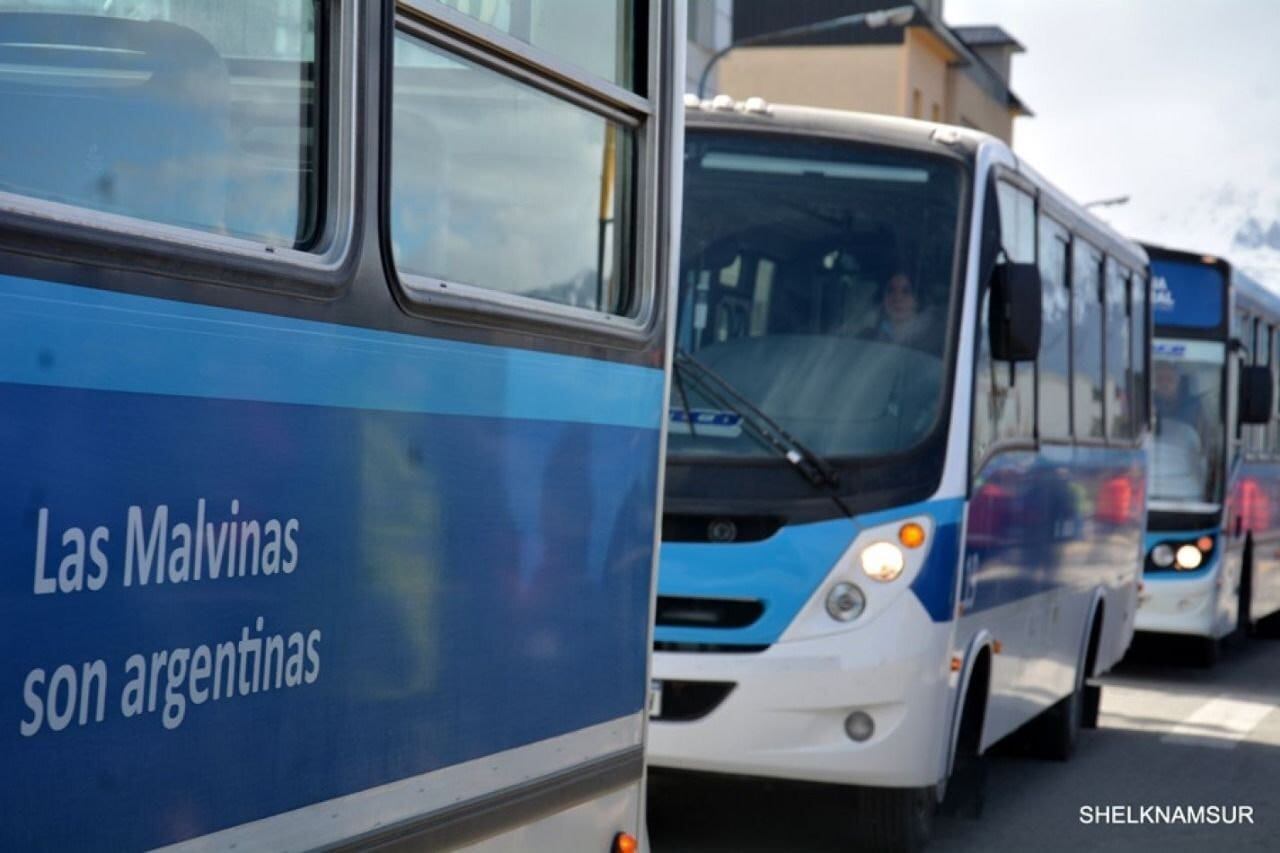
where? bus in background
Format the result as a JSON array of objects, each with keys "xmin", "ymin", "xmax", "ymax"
[
  {"xmin": 647, "ymin": 97, "xmax": 1149, "ymax": 851},
  {"xmin": 1139, "ymin": 245, "xmax": 1278, "ymax": 665},
  {"xmin": 0, "ymin": 2, "xmax": 682, "ymax": 850}
]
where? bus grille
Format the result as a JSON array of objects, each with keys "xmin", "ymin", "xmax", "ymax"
[
  {"xmin": 653, "ymin": 681, "xmax": 736, "ymax": 721},
  {"xmin": 656, "ymin": 595, "xmax": 764, "ymax": 629}
]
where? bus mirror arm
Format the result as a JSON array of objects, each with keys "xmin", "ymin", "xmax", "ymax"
[
  {"xmin": 1239, "ymin": 365, "xmax": 1273, "ymax": 425},
  {"xmin": 988, "ymin": 261, "xmax": 1042, "ymax": 362}
]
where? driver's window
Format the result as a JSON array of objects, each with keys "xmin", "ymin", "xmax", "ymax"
[{"xmin": 973, "ymin": 179, "xmax": 1037, "ymax": 471}]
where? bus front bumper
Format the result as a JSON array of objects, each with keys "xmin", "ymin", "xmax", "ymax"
[
  {"xmin": 1136, "ymin": 567, "xmax": 1226, "ymax": 638},
  {"xmin": 647, "ymin": 623, "xmax": 952, "ymax": 789}
]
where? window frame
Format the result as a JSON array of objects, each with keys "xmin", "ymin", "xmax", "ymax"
[
  {"xmin": 385, "ymin": 0, "xmax": 671, "ymax": 347},
  {"xmin": 0, "ymin": 0, "xmax": 357, "ymax": 297}
]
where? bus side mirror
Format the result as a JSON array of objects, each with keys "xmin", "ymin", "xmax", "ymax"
[
  {"xmin": 989, "ymin": 261, "xmax": 1042, "ymax": 362},
  {"xmin": 1239, "ymin": 365, "xmax": 1273, "ymax": 424}
]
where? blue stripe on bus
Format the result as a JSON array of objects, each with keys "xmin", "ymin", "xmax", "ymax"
[
  {"xmin": 0, "ymin": 274, "xmax": 664, "ymax": 428},
  {"xmin": 655, "ymin": 498, "xmax": 964, "ymax": 647},
  {"xmin": 0, "ymin": 276, "xmax": 663, "ymax": 850}
]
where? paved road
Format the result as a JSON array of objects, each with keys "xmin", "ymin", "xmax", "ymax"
[{"xmin": 648, "ymin": 633, "xmax": 1280, "ymax": 852}]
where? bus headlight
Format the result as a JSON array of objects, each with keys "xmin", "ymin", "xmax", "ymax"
[
  {"xmin": 861, "ymin": 541, "xmax": 906, "ymax": 582},
  {"xmin": 825, "ymin": 582, "xmax": 866, "ymax": 622},
  {"xmin": 1175, "ymin": 544, "xmax": 1203, "ymax": 570},
  {"xmin": 1151, "ymin": 543, "xmax": 1175, "ymax": 568}
]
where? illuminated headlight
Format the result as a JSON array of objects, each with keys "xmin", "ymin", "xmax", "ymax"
[
  {"xmin": 1175, "ymin": 544, "xmax": 1203, "ymax": 570},
  {"xmin": 1151, "ymin": 543, "xmax": 1175, "ymax": 568},
  {"xmin": 825, "ymin": 582, "xmax": 866, "ymax": 622},
  {"xmin": 860, "ymin": 541, "xmax": 905, "ymax": 582}
]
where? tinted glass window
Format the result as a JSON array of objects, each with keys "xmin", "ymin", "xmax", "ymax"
[
  {"xmin": 1073, "ymin": 242, "xmax": 1105, "ymax": 439},
  {"xmin": 1105, "ymin": 261, "xmax": 1132, "ymax": 439},
  {"xmin": 996, "ymin": 180, "xmax": 1035, "ymax": 263},
  {"xmin": 1152, "ymin": 338, "xmax": 1225, "ymax": 504},
  {"xmin": 1130, "ymin": 270, "xmax": 1148, "ymax": 432},
  {"xmin": 671, "ymin": 131, "xmax": 964, "ymax": 459},
  {"xmin": 391, "ymin": 31, "xmax": 632, "ymax": 314},
  {"xmin": 973, "ymin": 181, "xmax": 1036, "ymax": 466},
  {"xmin": 1248, "ymin": 318, "xmax": 1269, "ymax": 453},
  {"xmin": 1038, "ymin": 217, "xmax": 1071, "ymax": 439},
  {"xmin": 436, "ymin": 0, "xmax": 632, "ymax": 88},
  {"xmin": 0, "ymin": 1, "xmax": 321, "ymax": 247}
]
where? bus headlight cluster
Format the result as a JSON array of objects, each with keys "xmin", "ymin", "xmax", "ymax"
[
  {"xmin": 825, "ymin": 582, "xmax": 866, "ymax": 622},
  {"xmin": 860, "ymin": 541, "xmax": 906, "ymax": 582},
  {"xmin": 1150, "ymin": 537, "xmax": 1213, "ymax": 571}
]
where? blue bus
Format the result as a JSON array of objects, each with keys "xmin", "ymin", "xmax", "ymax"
[
  {"xmin": 1139, "ymin": 244, "xmax": 1279, "ymax": 665},
  {"xmin": 0, "ymin": 1, "xmax": 683, "ymax": 849},
  {"xmin": 647, "ymin": 98, "xmax": 1150, "ymax": 849}
]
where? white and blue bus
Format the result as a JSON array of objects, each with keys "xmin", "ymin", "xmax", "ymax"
[
  {"xmin": 648, "ymin": 98, "xmax": 1150, "ymax": 849},
  {"xmin": 0, "ymin": 1, "xmax": 683, "ymax": 850},
  {"xmin": 1139, "ymin": 245, "xmax": 1280, "ymax": 664}
]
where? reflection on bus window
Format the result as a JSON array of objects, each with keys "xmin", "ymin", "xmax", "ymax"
[
  {"xmin": 0, "ymin": 1, "xmax": 320, "ymax": 246},
  {"xmin": 671, "ymin": 132, "xmax": 963, "ymax": 458},
  {"xmin": 390, "ymin": 31, "xmax": 631, "ymax": 314},
  {"xmin": 1151, "ymin": 339, "xmax": 1225, "ymax": 504},
  {"xmin": 435, "ymin": 0, "xmax": 632, "ymax": 88}
]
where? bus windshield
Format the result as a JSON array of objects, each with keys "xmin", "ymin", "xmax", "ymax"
[
  {"xmin": 1151, "ymin": 338, "xmax": 1225, "ymax": 505},
  {"xmin": 670, "ymin": 130, "xmax": 964, "ymax": 459}
]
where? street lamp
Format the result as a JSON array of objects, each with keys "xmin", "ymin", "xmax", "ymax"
[
  {"xmin": 1083, "ymin": 195, "xmax": 1131, "ymax": 210},
  {"xmin": 696, "ymin": 4, "xmax": 919, "ymax": 99}
]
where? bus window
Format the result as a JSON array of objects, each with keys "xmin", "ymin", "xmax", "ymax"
[
  {"xmin": 1251, "ymin": 319, "xmax": 1271, "ymax": 454},
  {"xmin": 435, "ymin": 0, "xmax": 633, "ymax": 89},
  {"xmin": 673, "ymin": 131, "xmax": 964, "ymax": 459},
  {"xmin": 1130, "ymin": 269, "xmax": 1148, "ymax": 431},
  {"xmin": 972, "ymin": 179, "xmax": 1036, "ymax": 465},
  {"xmin": 1039, "ymin": 216, "xmax": 1072, "ymax": 439},
  {"xmin": 0, "ymin": 1, "xmax": 321, "ymax": 247},
  {"xmin": 1105, "ymin": 259, "xmax": 1132, "ymax": 440},
  {"xmin": 390, "ymin": 30, "xmax": 633, "ymax": 315},
  {"xmin": 1073, "ymin": 241, "xmax": 1106, "ymax": 440}
]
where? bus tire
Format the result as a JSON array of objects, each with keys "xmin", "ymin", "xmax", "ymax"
[
  {"xmin": 1032, "ymin": 677, "xmax": 1084, "ymax": 761},
  {"xmin": 1034, "ymin": 605, "xmax": 1102, "ymax": 759},
  {"xmin": 853, "ymin": 786, "xmax": 935, "ymax": 852},
  {"xmin": 1233, "ymin": 543, "xmax": 1253, "ymax": 644},
  {"xmin": 940, "ymin": 651, "xmax": 989, "ymax": 819},
  {"xmin": 1081, "ymin": 683, "xmax": 1102, "ymax": 730}
]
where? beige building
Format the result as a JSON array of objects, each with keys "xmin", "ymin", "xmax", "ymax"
[{"xmin": 716, "ymin": 1, "xmax": 1030, "ymax": 144}]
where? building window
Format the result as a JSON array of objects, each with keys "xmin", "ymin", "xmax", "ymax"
[{"xmin": 912, "ymin": 89, "xmax": 923, "ymax": 119}]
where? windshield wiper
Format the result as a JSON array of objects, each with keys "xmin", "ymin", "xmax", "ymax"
[{"xmin": 674, "ymin": 348, "xmax": 853, "ymax": 517}]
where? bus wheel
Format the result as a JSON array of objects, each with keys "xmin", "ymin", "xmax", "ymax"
[
  {"xmin": 940, "ymin": 656, "xmax": 989, "ymax": 819},
  {"xmin": 853, "ymin": 786, "xmax": 935, "ymax": 852},
  {"xmin": 1031, "ymin": 678, "xmax": 1084, "ymax": 761},
  {"xmin": 1081, "ymin": 683, "xmax": 1102, "ymax": 730},
  {"xmin": 1233, "ymin": 551, "xmax": 1253, "ymax": 645}
]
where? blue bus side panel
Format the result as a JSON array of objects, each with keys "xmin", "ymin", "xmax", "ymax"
[
  {"xmin": 0, "ymin": 277, "xmax": 661, "ymax": 850},
  {"xmin": 1230, "ymin": 458, "xmax": 1280, "ymax": 621},
  {"xmin": 965, "ymin": 444, "xmax": 1145, "ymax": 611}
]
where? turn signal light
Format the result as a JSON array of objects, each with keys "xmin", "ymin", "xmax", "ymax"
[
  {"xmin": 1197, "ymin": 536, "xmax": 1214, "ymax": 551},
  {"xmin": 899, "ymin": 522, "xmax": 926, "ymax": 548},
  {"xmin": 613, "ymin": 832, "xmax": 638, "ymax": 853}
]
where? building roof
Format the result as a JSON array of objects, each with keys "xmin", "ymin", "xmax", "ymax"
[
  {"xmin": 952, "ymin": 25, "xmax": 1025, "ymax": 52},
  {"xmin": 731, "ymin": 0, "xmax": 1032, "ymax": 117}
]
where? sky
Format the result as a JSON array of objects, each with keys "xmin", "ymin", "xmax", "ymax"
[{"xmin": 946, "ymin": 0, "xmax": 1280, "ymax": 282}]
